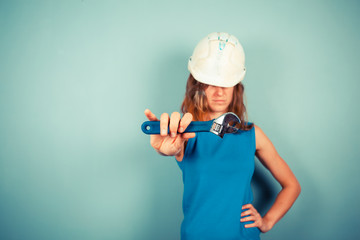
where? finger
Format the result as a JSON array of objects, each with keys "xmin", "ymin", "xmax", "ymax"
[
  {"xmin": 179, "ymin": 112, "xmax": 193, "ymax": 133},
  {"xmin": 169, "ymin": 112, "xmax": 181, "ymax": 138},
  {"xmin": 244, "ymin": 223, "xmax": 258, "ymax": 228},
  {"xmin": 248, "ymin": 204, "xmax": 258, "ymax": 214},
  {"xmin": 160, "ymin": 113, "xmax": 169, "ymax": 136},
  {"xmin": 240, "ymin": 216, "xmax": 255, "ymax": 222},
  {"xmin": 144, "ymin": 109, "xmax": 159, "ymax": 121},
  {"xmin": 242, "ymin": 204, "xmax": 253, "ymax": 210},
  {"xmin": 241, "ymin": 210, "xmax": 253, "ymax": 217}
]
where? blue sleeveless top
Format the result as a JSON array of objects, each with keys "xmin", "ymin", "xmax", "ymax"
[{"xmin": 176, "ymin": 124, "xmax": 261, "ymax": 240}]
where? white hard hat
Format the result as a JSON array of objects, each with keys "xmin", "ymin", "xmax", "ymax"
[{"xmin": 188, "ymin": 32, "xmax": 246, "ymax": 87}]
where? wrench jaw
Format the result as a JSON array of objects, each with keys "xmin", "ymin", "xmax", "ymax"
[{"xmin": 209, "ymin": 112, "xmax": 241, "ymax": 138}]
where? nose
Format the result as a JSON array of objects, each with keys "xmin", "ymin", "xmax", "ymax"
[{"xmin": 214, "ymin": 87, "xmax": 224, "ymax": 96}]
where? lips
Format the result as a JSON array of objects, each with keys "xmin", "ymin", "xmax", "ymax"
[{"xmin": 213, "ymin": 100, "xmax": 226, "ymax": 103}]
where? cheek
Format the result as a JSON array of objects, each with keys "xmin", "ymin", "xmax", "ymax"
[
  {"xmin": 227, "ymin": 90, "xmax": 234, "ymax": 102},
  {"xmin": 204, "ymin": 88, "xmax": 212, "ymax": 97}
]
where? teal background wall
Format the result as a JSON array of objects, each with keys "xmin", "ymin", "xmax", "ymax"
[{"xmin": 1, "ymin": 0, "xmax": 359, "ymax": 239}]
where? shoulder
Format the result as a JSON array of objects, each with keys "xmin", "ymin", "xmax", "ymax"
[
  {"xmin": 253, "ymin": 124, "xmax": 263, "ymax": 135},
  {"xmin": 253, "ymin": 124, "xmax": 269, "ymax": 151}
]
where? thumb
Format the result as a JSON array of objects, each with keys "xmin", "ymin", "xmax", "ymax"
[
  {"xmin": 181, "ymin": 132, "xmax": 196, "ymax": 140},
  {"xmin": 172, "ymin": 133, "xmax": 193, "ymax": 151},
  {"xmin": 173, "ymin": 133, "xmax": 195, "ymax": 150}
]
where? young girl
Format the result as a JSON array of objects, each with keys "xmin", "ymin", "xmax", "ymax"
[{"xmin": 144, "ymin": 32, "xmax": 301, "ymax": 240}]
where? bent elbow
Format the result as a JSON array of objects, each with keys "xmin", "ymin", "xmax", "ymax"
[
  {"xmin": 294, "ymin": 181, "xmax": 301, "ymax": 197},
  {"xmin": 297, "ymin": 185, "xmax": 302, "ymax": 197},
  {"xmin": 283, "ymin": 179, "xmax": 301, "ymax": 198}
]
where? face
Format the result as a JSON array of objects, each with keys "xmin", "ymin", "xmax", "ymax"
[{"xmin": 204, "ymin": 85, "xmax": 234, "ymax": 119}]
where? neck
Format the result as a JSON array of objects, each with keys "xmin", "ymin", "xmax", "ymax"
[{"xmin": 208, "ymin": 111, "xmax": 226, "ymax": 120}]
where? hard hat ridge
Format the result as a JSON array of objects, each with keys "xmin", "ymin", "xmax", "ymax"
[{"xmin": 188, "ymin": 32, "xmax": 246, "ymax": 88}]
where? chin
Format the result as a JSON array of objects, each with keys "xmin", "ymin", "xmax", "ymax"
[{"xmin": 210, "ymin": 107, "xmax": 228, "ymax": 113}]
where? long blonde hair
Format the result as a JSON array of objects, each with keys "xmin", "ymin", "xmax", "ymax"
[{"xmin": 180, "ymin": 74, "xmax": 253, "ymax": 131}]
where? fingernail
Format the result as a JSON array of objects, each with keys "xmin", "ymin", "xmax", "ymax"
[
  {"xmin": 171, "ymin": 132, "xmax": 176, "ymax": 138},
  {"xmin": 161, "ymin": 129, "xmax": 167, "ymax": 135},
  {"xmin": 179, "ymin": 127, "xmax": 184, "ymax": 132}
]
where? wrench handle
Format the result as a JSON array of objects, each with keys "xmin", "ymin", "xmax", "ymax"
[{"xmin": 141, "ymin": 120, "xmax": 213, "ymax": 135}]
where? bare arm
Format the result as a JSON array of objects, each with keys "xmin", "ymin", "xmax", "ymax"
[
  {"xmin": 241, "ymin": 124, "xmax": 301, "ymax": 232},
  {"xmin": 255, "ymin": 124, "xmax": 301, "ymax": 230}
]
